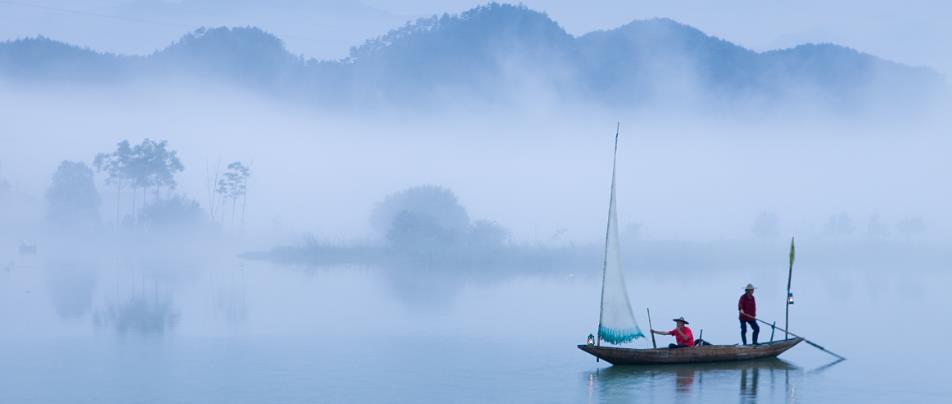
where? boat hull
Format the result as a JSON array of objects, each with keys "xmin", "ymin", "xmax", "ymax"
[{"xmin": 577, "ymin": 338, "xmax": 802, "ymax": 365}]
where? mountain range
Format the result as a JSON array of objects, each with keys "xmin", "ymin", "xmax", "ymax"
[{"xmin": 0, "ymin": 3, "xmax": 943, "ymax": 110}]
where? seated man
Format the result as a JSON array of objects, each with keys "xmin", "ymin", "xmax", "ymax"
[{"xmin": 651, "ymin": 317, "xmax": 695, "ymax": 348}]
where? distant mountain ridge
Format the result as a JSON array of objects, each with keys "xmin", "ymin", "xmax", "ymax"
[{"xmin": 0, "ymin": 3, "xmax": 942, "ymax": 110}]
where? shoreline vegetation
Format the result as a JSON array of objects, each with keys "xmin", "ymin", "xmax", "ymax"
[
  {"xmin": 246, "ymin": 186, "xmax": 949, "ymax": 276},
  {"xmin": 246, "ymin": 237, "xmax": 950, "ymax": 275}
]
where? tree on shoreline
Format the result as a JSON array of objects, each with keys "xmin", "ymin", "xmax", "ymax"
[
  {"xmin": 45, "ymin": 161, "xmax": 100, "ymax": 229},
  {"xmin": 371, "ymin": 185, "xmax": 471, "ymax": 242},
  {"xmin": 94, "ymin": 139, "xmax": 184, "ymax": 225},
  {"xmin": 132, "ymin": 139, "xmax": 184, "ymax": 203},
  {"xmin": 215, "ymin": 161, "xmax": 251, "ymax": 228},
  {"xmin": 94, "ymin": 140, "xmax": 132, "ymax": 225}
]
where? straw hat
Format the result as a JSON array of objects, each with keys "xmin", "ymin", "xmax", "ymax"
[
  {"xmin": 672, "ymin": 316, "xmax": 689, "ymax": 325},
  {"xmin": 745, "ymin": 283, "xmax": 756, "ymax": 290}
]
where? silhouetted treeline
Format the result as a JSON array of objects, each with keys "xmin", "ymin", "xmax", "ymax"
[{"xmin": 0, "ymin": 4, "xmax": 942, "ymax": 111}]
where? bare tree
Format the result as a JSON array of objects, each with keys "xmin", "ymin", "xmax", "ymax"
[
  {"xmin": 215, "ymin": 161, "xmax": 251, "ymax": 229},
  {"xmin": 205, "ymin": 159, "xmax": 222, "ymax": 222}
]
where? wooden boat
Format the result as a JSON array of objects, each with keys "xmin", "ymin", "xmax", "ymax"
[
  {"xmin": 579, "ymin": 129, "xmax": 808, "ymax": 366},
  {"xmin": 578, "ymin": 338, "xmax": 802, "ymax": 365}
]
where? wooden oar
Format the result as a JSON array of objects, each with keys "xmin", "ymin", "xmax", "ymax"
[
  {"xmin": 752, "ymin": 317, "xmax": 846, "ymax": 360},
  {"xmin": 646, "ymin": 308, "xmax": 657, "ymax": 348}
]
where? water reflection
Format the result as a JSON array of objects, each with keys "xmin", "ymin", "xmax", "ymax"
[
  {"xmin": 44, "ymin": 258, "xmax": 98, "ymax": 319},
  {"xmin": 739, "ymin": 366, "xmax": 760, "ymax": 402},
  {"xmin": 676, "ymin": 366, "xmax": 695, "ymax": 392},
  {"xmin": 382, "ymin": 270, "xmax": 463, "ymax": 307},
  {"xmin": 94, "ymin": 289, "xmax": 180, "ymax": 335},
  {"xmin": 215, "ymin": 265, "xmax": 248, "ymax": 325},
  {"xmin": 587, "ymin": 359, "xmax": 800, "ymax": 402},
  {"xmin": 808, "ymin": 358, "xmax": 846, "ymax": 374}
]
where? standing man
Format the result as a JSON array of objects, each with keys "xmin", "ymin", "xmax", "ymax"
[
  {"xmin": 738, "ymin": 283, "xmax": 760, "ymax": 345},
  {"xmin": 651, "ymin": 317, "xmax": 695, "ymax": 348}
]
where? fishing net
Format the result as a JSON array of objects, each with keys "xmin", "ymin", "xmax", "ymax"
[{"xmin": 597, "ymin": 150, "xmax": 644, "ymax": 345}]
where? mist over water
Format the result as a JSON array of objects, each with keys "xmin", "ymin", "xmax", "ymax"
[
  {"xmin": 4, "ymin": 84, "xmax": 950, "ymax": 242},
  {"xmin": 2, "ymin": 3, "xmax": 952, "ymax": 403}
]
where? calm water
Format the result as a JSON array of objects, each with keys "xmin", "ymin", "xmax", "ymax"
[{"xmin": 1, "ymin": 257, "xmax": 950, "ymax": 403}]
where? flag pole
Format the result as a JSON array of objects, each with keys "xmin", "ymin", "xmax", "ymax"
[{"xmin": 785, "ymin": 237, "xmax": 795, "ymax": 339}]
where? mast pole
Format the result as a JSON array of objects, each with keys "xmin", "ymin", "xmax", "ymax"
[
  {"xmin": 785, "ymin": 237, "xmax": 795, "ymax": 339},
  {"xmin": 597, "ymin": 123, "xmax": 621, "ymax": 346},
  {"xmin": 646, "ymin": 308, "xmax": 657, "ymax": 348}
]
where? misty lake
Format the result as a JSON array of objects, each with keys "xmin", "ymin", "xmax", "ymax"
[
  {"xmin": 1, "ymin": 254, "xmax": 949, "ymax": 403},
  {"xmin": 3, "ymin": 1, "xmax": 952, "ymax": 402}
]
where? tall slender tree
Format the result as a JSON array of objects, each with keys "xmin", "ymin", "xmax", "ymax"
[
  {"xmin": 94, "ymin": 140, "xmax": 133, "ymax": 225},
  {"xmin": 215, "ymin": 161, "xmax": 251, "ymax": 228}
]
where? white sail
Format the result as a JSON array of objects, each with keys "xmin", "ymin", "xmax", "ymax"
[{"xmin": 598, "ymin": 128, "xmax": 644, "ymax": 344}]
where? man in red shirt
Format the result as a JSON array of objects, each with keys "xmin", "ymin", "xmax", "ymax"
[
  {"xmin": 651, "ymin": 317, "xmax": 695, "ymax": 348},
  {"xmin": 738, "ymin": 283, "xmax": 760, "ymax": 345}
]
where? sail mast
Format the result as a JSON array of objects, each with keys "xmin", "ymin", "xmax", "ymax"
[
  {"xmin": 597, "ymin": 123, "xmax": 621, "ymax": 345},
  {"xmin": 596, "ymin": 123, "xmax": 644, "ymax": 345}
]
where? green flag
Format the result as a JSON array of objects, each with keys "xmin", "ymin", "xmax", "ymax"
[{"xmin": 789, "ymin": 237, "xmax": 796, "ymax": 267}]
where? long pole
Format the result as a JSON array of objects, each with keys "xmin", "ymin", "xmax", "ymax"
[
  {"xmin": 753, "ymin": 317, "xmax": 845, "ymax": 360},
  {"xmin": 646, "ymin": 308, "xmax": 657, "ymax": 348},
  {"xmin": 785, "ymin": 237, "xmax": 795, "ymax": 339}
]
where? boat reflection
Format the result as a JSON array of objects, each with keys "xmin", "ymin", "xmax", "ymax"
[
  {"xmin": 586, "ymin": 358, "xmax": 800, "ymax": 402},
  {"xmin": 675, "ymin": 366, "xmax": 695, "ymax": 392},
  {"xmin": 739, "ymin": 366, "xmax": 760, "ymax": 402}
]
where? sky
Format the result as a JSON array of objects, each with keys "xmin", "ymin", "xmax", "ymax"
[{"xmin": 0, "ymin": 0, "xmax": 950, "ymax": 75}]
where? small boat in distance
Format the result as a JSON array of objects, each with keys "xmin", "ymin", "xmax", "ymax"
[
  {"xmin": 18, "ymin": 241, "xmax": 37, "ymax": 255},
  {"xmin": 577, "ymin": 125, "xmax": 801, "ymax": 365}
]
